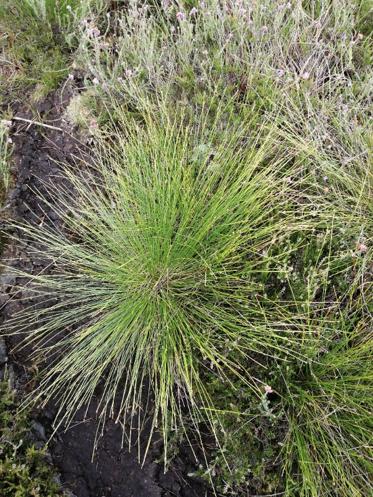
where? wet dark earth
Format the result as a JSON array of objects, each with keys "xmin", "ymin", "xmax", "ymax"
[{"xmin": 0, "ymin": 89, "xmax": 213, "ymax": 497}]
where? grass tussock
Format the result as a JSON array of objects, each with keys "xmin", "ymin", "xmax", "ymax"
[
  {"xmin": 283, "ymin": 317, "xmax": 373, "ymax": 497},
  {"xmin": 6, "ymin": 106, "xmax": 315, "ymax": 459}
]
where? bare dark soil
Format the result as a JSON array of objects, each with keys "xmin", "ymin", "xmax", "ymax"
[{"xmin": 0, "ymin": 88, "xmax": 213, "ymax": 497}]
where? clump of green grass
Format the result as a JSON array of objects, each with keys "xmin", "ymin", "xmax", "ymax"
[
  {"xmin": 5, "ymin": 105, "xmax": 312, "ymax": 461},
  {"xmin": 282, "ymin": 315, "xmax": 373, "ymax": 497}
]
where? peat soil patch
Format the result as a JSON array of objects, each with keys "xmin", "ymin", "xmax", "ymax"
[{"xmin": 0, "ymin": 88, "xmax": 212, "ymax": 497}]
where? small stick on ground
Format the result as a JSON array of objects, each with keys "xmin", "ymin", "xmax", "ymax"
[{"xmin": 12, "ymin": 117, "xmax": 63, "ymax": 132}]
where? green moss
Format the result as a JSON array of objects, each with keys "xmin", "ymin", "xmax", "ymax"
[
  {"xmin": 0, "ymin": 381, "xmax": 62, "ymax": 497},
  {"xmin": 199, "ymin": 372, "xmax": 285, "ymax": 496}
]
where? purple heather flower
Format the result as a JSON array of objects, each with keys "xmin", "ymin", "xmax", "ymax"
[{"xmin": 176, "ymin": 11, "xmax": 186, "ymax": 21}]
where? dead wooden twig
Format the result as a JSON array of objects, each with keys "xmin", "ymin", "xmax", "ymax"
[{"xmin": 12, "ymin": 116, "xmax": 63, "ymax": 132}]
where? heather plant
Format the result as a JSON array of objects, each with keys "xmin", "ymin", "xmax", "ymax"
[
  {"xmin": 197, "ymin": 241, "xmax": 372, "ymax": 496},
  {"xmin": 74, "ymin": 1, "xmax": 370, "ymax": 118}
]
